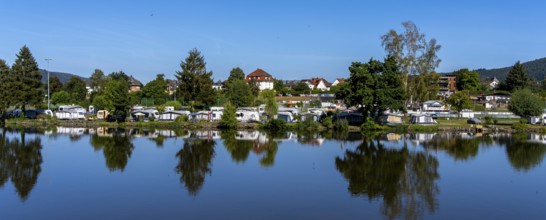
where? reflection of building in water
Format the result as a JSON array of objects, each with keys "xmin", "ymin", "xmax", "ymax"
[
  {"xmin": 272, "ymin": 132, "xmax": 298, "ymax": 142},
  {"xmin": 235, "ymin": 131, "xmax": 269, "ymax": 143},
  {"xmin": 129, "ymin": 129, "xmax": 159, "ymax": 138},
  {"xmin": 410, "ymin": 133, "xmax": 437, "ymax": 144},
  {"xmin": 296, "ymin": 133, "xmax": 325, "ymax": 146},
  {"xmin": 54, "ymin": 127, "xmax": 86, "ymax": 136},
  {"xmin": 189, "ymin": 130, "xmax": 221, "ymax": 140},
  {"xmin": 382, "ymin": 133, "xmax": 402, "ymax": 142},
  {"xmin": 529, "ymin": 134, "xmax": 546, "ymax": 144}
]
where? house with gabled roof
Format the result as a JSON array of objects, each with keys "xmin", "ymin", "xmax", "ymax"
[
  {"xmin": 332, "ymin": 78, "xmax": 345, "ymax": 86},
  {"xmin": 128, "ymin": 75, "xmax": 143, "ymax": 93},
  {"xmin": 304, "ymin": 78, "xmax": 332, "ymax": 91},
  {"xmin": 246, "ymin": 68, "xmax": 274, "ymax": 90}
]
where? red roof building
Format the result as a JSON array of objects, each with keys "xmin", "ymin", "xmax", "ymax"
[{"xmin": 246, "ymin": 68, "xmax": 274, "ymax": 90}]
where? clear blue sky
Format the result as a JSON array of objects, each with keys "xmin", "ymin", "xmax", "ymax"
[{"xmin": 1, "ymin": 0, "xmax": 545, "ymax": 84}]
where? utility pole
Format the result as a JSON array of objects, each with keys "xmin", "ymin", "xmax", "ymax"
[{"xmin": 45, "ymin": 58, "xmax": 52, "ymax": 110}]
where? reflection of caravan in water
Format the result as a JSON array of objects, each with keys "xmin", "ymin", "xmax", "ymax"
[
  {"xmin": 56, "ymin": 105, "xmax": 86, "ymax": 120},
  {"xmin": 188, "ymin": 130, "xmax": 221, "ymax": 140},
  {"xmin": 410, "ymin": 133, "xmax": 436, "ymax": 144},
  {"xmin": 235, "ymin": 131, "xmax": 269, "ymax": 143},
  {"xmin": 55, "ymin": 127, "xmax": 86, "ymax": 136}
]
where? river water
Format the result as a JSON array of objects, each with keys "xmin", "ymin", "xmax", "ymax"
[{"xmin": 0, "ymin": 128, "xmax": 544, "ymax": 220}]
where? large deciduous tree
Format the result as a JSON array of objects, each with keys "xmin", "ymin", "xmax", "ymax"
[
  {"xmin": 381, "ymin": 21, "xmax": 441, "ymax": 91},
  {"xmin": 225, "ymin": 79, "xmax": 254, "ymax": 108},
  {"xmin": 446, "ymin": 91, "xmax": 472, "ymax": 118},
  {"xmin": 64, "ymin": 76, "xmax": 88, "ymax": 103},
  {"xmin": 49, "ymin": 76, "xmax": 63, "ymax": 94},
  {"xmin": 175, "ymin": 48, "xmax": 216, "ymax": 109},
  {"xmin": 408, "ymin": 72, "xmax": 440, "ymax": 102},
  {"xmin": 105, "ymin": 75, "xmax": 130, "ymax": 118},
  {"xmin": 505, "ymin": 61, "xmax": 529, "ymax": 92},
  {"xmin": 11, "ymin": 46, "xmax": 43, "ymax": 113},
  {"xmin": 345, "ymin": 56, "xmax": 406, "ymax": 122},
  {"xmin": 509, "ymin": 89, "xmax": 545, "ymax": 120},
  {"xmin": 455, "ymin": 68, "xmax": 481, "ymax": 92},
  {"xmin": 142, "ymin": 74, "xmax": 169, "ymax": 105},
  {"xmin": 90, "ymin": 69, "xmax": 106, "ymax": 92},
  {"xmin": 227, "ymin": 67, "xmax": 245, "ymax": 82}
]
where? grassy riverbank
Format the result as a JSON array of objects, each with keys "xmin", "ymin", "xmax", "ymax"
[{"xmin": 4, "ymin": 117, "xmax": 546, "ymax": 133}]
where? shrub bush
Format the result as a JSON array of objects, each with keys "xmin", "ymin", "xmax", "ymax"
[
  {"xmin": 483, "ymin": 116, "xmax": 493, "ymax": 125},
  {"xmin": 321, "ymin": 117, "xmax": 333, "ymax": 129},
  {"xmin": 263, "ymin": 119, "xmax": 287, "ymax": 131},
  {"xmin": 175, "ymin": 115, "xmax": 189, "ymax": 123},
  {"xmin": 333, "ymin": 119, "xmax": 349, "ymax": 131},
  {"xmin": 360, "ymin": 118, "xmax": 386, "ymax": 131}
]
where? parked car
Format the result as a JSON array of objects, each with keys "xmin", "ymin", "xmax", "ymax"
[{"xmin": 467, "ymin": 118, "xmax": 482, "ymax": 124}]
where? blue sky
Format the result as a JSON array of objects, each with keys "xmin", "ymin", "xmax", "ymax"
[{"xmin": 1, "ymin": 0, "xmax": 545, "ymax": 84}]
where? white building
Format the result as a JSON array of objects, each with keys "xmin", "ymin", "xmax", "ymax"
[{"xmin": 246, "ymin": 68, "xmax": 274, "ymax": 91}]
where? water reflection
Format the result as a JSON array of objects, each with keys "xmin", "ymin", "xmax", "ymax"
[
  {"xmin": 0, "ymin": 129, "xmax": 43, "ymax": 201},
  {"xmin": 221, "ymin": 130, "xmax": 278, "ymax": 167},
  {"xmin": 89, "ymin": 128, "xmax": 134, "ymax": 171},
  {"xmin": 503, "ymin": 133, "xmax": 546, "ymax": 171},
  {"xmin": 175, "ymin": 137, "xmax": 215, "ymax": 196},
  {"xmin": 335, "ymin": 137, "xmax": 440, "ymax": 219}
]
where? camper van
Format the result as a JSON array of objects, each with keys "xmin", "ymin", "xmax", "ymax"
[
  {"xmin": 97, "ymin": 110, "xmax": 110, "ymax": 120},
  {"xmin": 56, "ymin": 105, "xmax": 86, "ymax": 120},
  {"xmin": 236, "ymin": 108, "xmax": 260, "ymax": 122}
]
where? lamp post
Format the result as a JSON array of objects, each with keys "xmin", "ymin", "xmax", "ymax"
[{"xmin": 45, "ymin": 58, "xmax": 52, "ymax": 110}]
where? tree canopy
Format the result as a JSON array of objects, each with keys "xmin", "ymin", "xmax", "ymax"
[
  {"xmin": 447, "ymin": 91, "xmax": 472, "ymax": 118},
  {"xmin": 227, "ymin": 67, "xmax": 245, "ymax": 82},
  {"xmin": 345, "ymin": 56, "xmax": 406, "ymax": 121},
  {"xmin": 509, "ymin": 89, "xmax": 545, "ymax": 119},
  {"xmin": 11, "ymin": 46, "xmax": 43, "ymax": 111},
  {"xmin": 64, "ymin": 76, "xmax": 88, "ymax": 103},
  {"xmin": 224, "ymin": 79, "xmax": 254, "ymax": 108},
  {"xmin": 455, "ymin": 68, "xmax": 481, "ymax": 92},
  {"xmin": 381, "ymin": 21, "xmax": 441, "ymax": 91},
  {"xmin": 175, "ymin": 48, "xmax": 216, "ymax": 109},
  {"xmin": 142, "ymin": 74, "xmax": 169, "ymax": 105},
  {"xmin": 505, "ymin": 61, "xmax": 529, "ymax": 92}
]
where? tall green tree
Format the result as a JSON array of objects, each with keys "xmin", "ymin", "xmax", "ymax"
[
  {"xmin": 505, "ymin": 61, "xmax": 529, "ymax": 92},
  {"xmin": 64, "ymin": 76, "xmax": 88, "ymax": 103},
  {"xmin": 0, "ymin": 59, "xmax": 12, "ymax": 116},
  {"xmin": 454, "ymin": 68, "xmax": 481, "ymax": 92},
  {"xmin": 105, "ymin": 77, "xmax": 130, "ymax": 118},
  {"xmin": 175, "ymin": 48, "xmax": 216, "ymax": 109},
  {"xmin": 447, "ymin": 91, "xmax": 472, "ymax": 118},
  {"xmin": 249, "ymin": 78, "xmax": 260, "ymax": 97},
  {"xmin": 381, "ymin": 21, "xmax": 441, "ymax": 91},
  {"xmin": 292, "ymin": 81, "xmax": 311, "ymax": 95},
  {"xmin": 90, "ymin": 69, "xmax": 106, "ymax": 92},
  {"xmin": 345, "ymin": 56, "xmax": 406, "ymax": 122},
  {"xmin": 508, "ymin": 89, "xmax": 545, "ymax": 120},
  {"xmin": 273, "ymin": 79, "xmax": 287, "ymax": 95},
  {"xmin": 50, "ymin": 91, "xmax": 71, "ymax": 105},
  {"xmin": 142, "ymin": 74, "xmax": 169, "ymax": 105},
  {"xmin": 227, "ymin": 67, "xmax": 245, "ymax": 82},
  {"xmin": 225, "ymin": 79, "xmax": 254, "ymax": 108},
  {"xmin": 49, "ymin": 76, "xmax": 63, "ymax": 94},
  {"xmin": 11, "ymin": 46, "xmax": 43, "ymax": 113}
]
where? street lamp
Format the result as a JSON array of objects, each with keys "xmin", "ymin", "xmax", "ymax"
[{"xmin": 45, "ymin": 58, "xmax": 52, "ymax": 110}]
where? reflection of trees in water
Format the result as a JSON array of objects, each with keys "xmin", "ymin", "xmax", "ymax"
[
  {"xmin": 336, "ymin": 138, "xmax": 439, "ymax": 220},
  {"xmin": 175, "ymin": 139, "xmax": 215, "ymax": 196},
  {"xmin": 89, "ymin": 129, "xmax": 134, "ymax": 171},
  {"xmin": 221, "ymin": 130, "xmax": 278, "ymax": 167},
  {"xmin": 421, "ymin": 133, "xmax": 481, "ymax": 160},
  {"xmin": 0, "ymin": 129, "xmax": 43, "ymax": 201},
  {"xmin": 500, "ymin": 133, "xmax": 546, "ymax": 171}
]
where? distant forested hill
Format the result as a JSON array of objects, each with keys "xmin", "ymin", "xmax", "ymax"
[
  {"xmin": 39, "ymin": 69, "xmax": 90, "ymax": 85},
  {"xmin": 474, "ymin": 58, "xmax": 546, "ymax": 81}
]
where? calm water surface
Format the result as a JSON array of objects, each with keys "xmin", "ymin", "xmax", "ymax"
[{"xmin": 0, "ymin": 128, "xmax": 545, "ymax": 220}]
